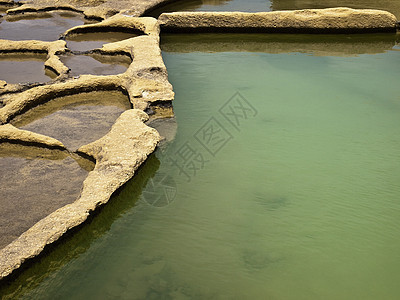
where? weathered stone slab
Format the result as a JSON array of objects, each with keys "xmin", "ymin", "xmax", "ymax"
[
  {"xmin": 64, "ymin": 14, "xmax": 159, "ymax": 37},
  {"xmin": 0, "ymin": 109, "xmax": 160, "ymax": 280},
  {"xmin": 158, "ymin": 8, "xmax": 398, "ymax": 33},
  {"xmin": 0, "ymin": 123, "xmax": 65, "ymax": 149},
  {"xmin": 5, "ymin": 0, "xmax": 170, "ymax": 20}
]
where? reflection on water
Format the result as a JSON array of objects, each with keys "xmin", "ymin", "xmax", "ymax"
[
  {"xmin": 0, "ymin": 11, "xmax": 85, "ymax": 41},
  {"xmin": 0, "ymin": 144, "xmax": 91, "ymax": 249},
  {"xmin": 66, "ymin": 32, "xmax": 139, "ymax": 52},
  {"xmin": 0, "ymin": 154, "xmax": 160, "ymax": 298},
  {"xmin": 161, "ymin": 33, "xmax": 400, "ymax": 56},
  {"xmin": 4, "ymin": 35, "xmax": 400, "ymax": 299},
  {"xmin": 146, "ymin": 0, "xmax": 272, "ymax": 17},
  {"xmin": 59, "ymin": 54, "xmax": 131, "ymax": 76},
  {"xmin": 12, "ymin": 91, "xmax": 131, "ymax": 150},
  {"xmin": 0, "ymin": 53, "xmax": 51, "ymax": 84}
]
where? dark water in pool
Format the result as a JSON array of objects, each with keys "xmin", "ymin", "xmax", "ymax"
[
  {"xmin": 3, "ymin": 35, "xmax": 399, "ymax": 299},
  {"xmin": 66, "ymin": 32, "xmax": 139, "ymax": 52},
  {"xmin": 0, "ymin": 144, "xmax": 92, "ymax": 249},
  {"xmin": 12, "ymin": 91, "xmax": 131, "ymax": 151},
  {"xmin": 0, "ymin": 11, "xmax": 85, "ymax": 41},
  {"xmin": 146, "ymin": 0, "xmax": 272, "ymax": 17},
  {"xmin": 0, "ymin": 53, "xmax": 54, "ymax": 84},
  {"xmin": 59, "ymin": 54, "xmax": 131, "ymax": 76}
]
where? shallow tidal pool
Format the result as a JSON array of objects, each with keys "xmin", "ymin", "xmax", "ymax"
[{"xmin": 2, "ymin": 35, "xmax": 400, "ymax": 299}]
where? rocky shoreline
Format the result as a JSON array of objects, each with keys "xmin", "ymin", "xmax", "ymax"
[{"xmin": 0, "ymin": 0, "xmax": 398, "ymax": 281}]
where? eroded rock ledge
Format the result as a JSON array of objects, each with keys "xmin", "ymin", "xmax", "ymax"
[
  {"xmin": 0, "ymin": 3, "xmax": 399, "ymax": 283},
  {"xmin": 0, "ymin": 124, "xmax": 66, "ymax": 149},
  {"xmin": 0, "ymin": 110, "xmax": 160, "ymax": 279},
  {"xmin": 158, "ymin": 8, "xmax": 398, "ymax": 33},
  {"xmin": 0, "ymin": 10, "xmax": 171, "ymax": 280},
  {"xmin": 4, "ymin": 0, "xmax": 172, "ymax": 20}
]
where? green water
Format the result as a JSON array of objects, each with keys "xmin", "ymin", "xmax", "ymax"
[{"xmin": 2, "ymin": 37, "xmax": 400, "ymax": 299}]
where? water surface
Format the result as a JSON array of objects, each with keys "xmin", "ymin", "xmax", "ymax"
[
  {"xmin": 161, "ymin": 33, "xmax": 400, "ymax": 56},
  {"xmin": 60, "ymin": 54, "xmax": 130, "ymax": 76},
  {"xmin": 6, "ymin": 35, "xmax": 400, "ymax": 299},
  {"xmin": 146, "ymin": 0, "xmax": 272, "ymax": 17},
  {"xmin": 66, "ymin": 32, "xmax": 139, "ymax": 52},
  {"xmin": 13, "ymin": 90, "xmax": 131, "ymax": 150},
  {"xmin": 0, "ymin": 53, "xmax": 53, "ymax": 84},
  {"xmin": 0, "ymin": 144, "xmax": 92, "ymax": 249},
  {"xmin": 0, "ymin": 11, "xmax": 85, "ymax": 41}
]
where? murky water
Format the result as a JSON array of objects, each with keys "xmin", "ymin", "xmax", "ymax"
[
  {"xmin": 4, "ymin": 35, "xmax": 399, "ymax": 299},
  {"xmin": 0, "ymin": 144, "xmax": 92, "ymax": 249},
  {"xmin": 0, "ymin": 53, "xmax": 53, "ymax": 84},
  {"xmin": 146, "ymin": 0, "xmax": 272, "ymax": 17},
  {"xmin": 146, "ymin": 0, "xmax": 400, "ymax": 19},
  {"xmin": 12, "ymin": 91, "xmax": 131, "ymax": 150},
  {"xmin": 66, "ymin": 32, "xmax": 139, "ymax": 52},
  {"xmin": 0, "ymin": 11, "xmax": 85, "ymax": 41},
  {"xmin": 59, "ymin": 54, "xmax": 130, "ymax": 76},
  {"xmin": 161, "ymin": 33, "xmax": 400, "ymax": 56}
]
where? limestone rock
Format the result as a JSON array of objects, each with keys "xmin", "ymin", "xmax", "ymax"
[
  {"xmin": 0, "ymin": 40, "xmax": 68, "ymax": 80},
  {"xmin": 0, "ymin": 109, "xmax": 160, "ymax": 280},
  {"xmin": 0, "ymin": 124, "xmax": 66, "ymax": 149},
  {"xmin": 64, "ymin": 14, "xmax": 159, "ymax": 37},
  {"xmin": 158, "ymin": 8, "xmax": 398, "ymax": 33},
  {"xmin": 5, "ymin": 0, "xmax": 171, "ymax": 20}
]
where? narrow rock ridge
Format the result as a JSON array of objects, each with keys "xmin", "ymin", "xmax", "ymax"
[
  {"xmin": 0, "ymin": 9, "xmax": 172, "ymax": 280},
  {"xmin": 4, "ymin": 0, "xmax": 173, "ymax": 20},
  {"xmin": 0, "ymin": 15, "xmax": 173, "ymax": 110},
  {"xmin": 0, "ymin": 110, "xmax": 160, "ymax": 280},
  {"xmin": 158, "ymin": 8, "xmax": 398, "ymax": 33},
  {"xmin": 0, "ymin": 124, "xmax": 66, "ymax": 149},
  {"xmin": 63, "ymin": 14, "xmax": 159, "ymax": 37},
  {"xmin": 0, "ymin": 40, "xmax": 68, "ymax": 94},
  {"xmin": 0, "ymin": 2, "xmax": 398, "ymax": 282}
]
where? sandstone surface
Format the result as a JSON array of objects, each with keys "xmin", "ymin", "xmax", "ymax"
[{"xmin": 158, "ymin": 8, "xmax": 398, "ymax": 33}]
